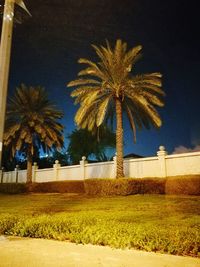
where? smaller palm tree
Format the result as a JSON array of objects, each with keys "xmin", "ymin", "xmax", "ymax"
[
  {"xmin": 67, "ymin": 126, "xmax": 115, "ymax": 164},
  {"xmin": 3, "ymin": 84, "xmax": 64, "ymax": 183}
]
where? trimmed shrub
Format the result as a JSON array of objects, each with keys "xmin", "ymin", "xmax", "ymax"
[
  {"xmin": 140, "ymin": 178, "xmax": 166, "ymax": 194},
  {"xmin": 0, "ymin": 183, "xmax": 27, "ymax": 194},
  {"xmin": 84, "ymin": 176, "xmax": 200, "ymax": 196},
  {"xmin": 84, "ymin": 178, "xmax": 134, "ymax": 196},
  {"xmin": 165, "ymin": 175, "xmax": 200, "ymax": 195},
  {"xmin": 1, "ymin": 175, "xmax": 199, "ymax": 196},
  {"xmin": 84, "ymin": 178, "xmax": 165, "ymax": 196},
  {"xmin": 28, "ymin": 181, "xmax": 85, "ymax": 194}
]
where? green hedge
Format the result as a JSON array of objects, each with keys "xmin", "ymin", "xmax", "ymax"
[
  {"xmin": 1, "ymin": 175, "xmax": 199, "ymax": 195},
  {"xmin": 0, "ymin": 181, "xmax": 85, "ymax": 194},
  {"xmin": 28, "ymin": 181, "xmax": 85, "ymax": 194},
  {"xmin": 84, "ymin": 178, "xmax": 166, "ymax": 196},
  {"xmin": 165, "ymin": 175, "xmax": 200, "ymax": 195},
  {"xmin": 0, "ymin": 183, "xmax": 27, "ymax": 194},
  {"xmin": 84, "ymin": 176, "xmax": 200, "ymax": 196}
]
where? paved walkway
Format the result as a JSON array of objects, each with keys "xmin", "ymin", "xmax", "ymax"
[{"xmin": 0, "ymin": 236, "xmax": 199, "ymax": 267}]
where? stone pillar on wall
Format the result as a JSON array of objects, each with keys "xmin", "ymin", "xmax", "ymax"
[
  {"xmin": 53, "ymin": 160, "xmax": 61, "ymax": 181},
  {"xmin": 15, "ymin": 165, "xmax": 19, "ymax": 183},
  {"xmin": 157, "ymin": 146, "xmax": 167, "ymax": 178},
  {"xmin": 32, "ymin": 162, "xmax": 38, "ymax": 183},
  {"xmin": 0, "ymin": 167, "xmax": 4, "ymax": 183},
  {"xmin": 80, "ymin": 156, "xmax": 87, "ymax": 180},
  {"xmin": 113, "ymin": 153, "xmax": 117, "ymax": 178}
]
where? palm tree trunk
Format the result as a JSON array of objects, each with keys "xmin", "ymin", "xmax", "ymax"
[
  {"xmin": 115, "ymin": 98, "xmax": 124, "ymax": 178},
  {"xmin": 26, "ymin": 151, "xmax": 33, "ymax": 183}
]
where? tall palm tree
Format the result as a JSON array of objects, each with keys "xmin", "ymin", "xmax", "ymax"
[
  {"xmin": 3, "ymin": 84, "xmax": 64, "ymax": 183},
  {"xmin": 67, "ymin": 40, "xmax": 165, "ymax": 178}
]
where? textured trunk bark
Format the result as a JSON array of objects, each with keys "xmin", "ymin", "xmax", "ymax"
[
  {"xmin": 115, "ymin": 98, "xmax": 124, "ymax": 178},
  {"xmin": 26, "ymin": 152, "xmax": 33, "ymax": 183}
]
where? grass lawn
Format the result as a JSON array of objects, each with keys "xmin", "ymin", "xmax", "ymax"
[{"xmin": 0, "ymin": 193, "xmax": 199, "ymax": 257}]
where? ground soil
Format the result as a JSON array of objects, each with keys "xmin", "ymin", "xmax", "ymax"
[{"xmin": 0, "ymin": 236, "xmax": 200, "ymax": 267}]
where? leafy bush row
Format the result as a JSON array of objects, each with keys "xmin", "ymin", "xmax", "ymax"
[
  {"xmin": 28, "ymin": 181, "xmax": 85, "ymax": 193},
  {"xmin": 165, "ymin": 176, "xmax": 200, "ymax": 195},
  {"xmin": 84, "ymin": 178, "xmax": 165, "ymax": 195},
  {"xmin": 0, "ymin": 213, "xmax": 199, "ymax": 257},
  {"xmin": 84, "ymin": 176, "xmax": 200, "ymax": 196},
  {"xmin": 0, "ymin": 181, "xmax": 84, "ymax": 194},
  {"xmin": 1, "ymin": 176, "xmax": 199, "ymax": 195},
  {"xmin": 0, "ymin": 183, "xmax": 27, "ymax": 194}
]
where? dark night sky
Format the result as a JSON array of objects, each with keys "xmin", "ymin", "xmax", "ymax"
[{"xmin": 1, "ymin": 0, "xmax": 200, "ymax": 157}]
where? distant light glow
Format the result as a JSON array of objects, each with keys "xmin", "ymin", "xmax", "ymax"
[
  {"xmin": 4, "ymin": 13, "xmax": 13, "ymax": 21},
  {"xmin": 39, "ymin": 154, "xmax": 48, "ymax": 158},
  {"xmin": 3, "ymin": 3, "xmax": 14, "ymax": 21}
]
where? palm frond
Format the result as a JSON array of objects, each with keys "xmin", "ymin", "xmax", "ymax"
[
  {"xmin": 125, "ymin": 105, "xmax": 137, "ymax": 143},
  {"xmin": 67, "ymin": 79, "xmax": 100, "ymax": 87},
  {"xmin": 3, "ymin": 84, "xmax": 64, "ymax": 159},
  {"xmin": 71, "ymin": 86, "xmax": 99, "ymax": 97},
  {"xmin": 96, "ymin": 96, "xmax": 111, "ymax": 126},
  {"xmin": 68, "ymin": 39, "xmax": 165, "ymax": 149}
]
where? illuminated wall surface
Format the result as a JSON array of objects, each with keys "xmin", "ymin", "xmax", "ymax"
[{"xmin": 2, "ymin": 149, "xmax": 200, "ymax": 183}]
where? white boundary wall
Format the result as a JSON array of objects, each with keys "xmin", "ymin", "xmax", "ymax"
[{"xmin": 1, "ymin": 146, "xmax": 200, "ymax": 183}]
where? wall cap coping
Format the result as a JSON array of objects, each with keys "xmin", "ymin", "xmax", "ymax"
[
  {"xmin": 166, "ymin": 151, "xmax": 200, "ymax": 159},
  {"xmin": 36, "ymin": 168, "xmax": 54, "ymax": 172},
  {"xmin": 58, "ymin": 165, "xmax": 80, "ymax": 170},
  {"xmin": 125, "ymin": 156, "xmax": 158, "ymax": 163},
  {"xmin": 85, "ymin": 161, "xmax": 114, "ymax": 167}
]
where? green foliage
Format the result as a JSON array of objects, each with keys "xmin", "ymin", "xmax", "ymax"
[
  {"xmin": 84, "ymin": 176, "xmax": 200, "ymax": 196},
  {"xmin": 49, "ymin": 150, "xmax": 69, "ymax": 166},
  {"xmin": 84, "ymin": 178, "xmax": 165, "ymax": 196},
  {"xmin": 3, "ymin": 84, "xmax": 64, "ymax": 182},
  {"xmin": 28, "ymin": 181, "xmax": 85, "ymax": 193},
  {"xmin": 67, "ymin": 39, "xmax": 165, "ymax": 177},
  {"xmin": 0, "ymin": 194, "xmax": 199, "ymax": 257},
  {"xmin": 165, "ymin": 176, "xmax": 200, "ymax": 195},
  {"xmin": 1, "ymin": 146, "xmax": 18, "ymax": 171},
  {"xmin": 12, "ymin": 150, "xmax": 69, "ymax": 171},
  {"xmin": 4, "ymin": 84, "xmax": 64, "ymax": 157},
  {"xmin": 1, "ymin": 176, "xmax": 199, "ymax": 196},
  {"xmin": 0, "ymin": 183, "xmax": 27, "ymax": 194},
  {"xmin": 68, "ymin": 40, "xmax": 165, "ymax": 135},
  {"xmin": 67, "ymin": 127, "xmax": 115, "ymax": 164},
  {"xmin": 0, "ymin": 214, "xmax": 20, "ymax": 234}
]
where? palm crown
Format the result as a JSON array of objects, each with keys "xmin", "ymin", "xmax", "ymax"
[
  {"xmin": 68, "ymin": 40, "xmax": 165, "ymax": 177},
  {"xmin": 3, "ymin": 84, "xmax": 64, "ymax": 181},
  {"xmin": 4, "ymin": 84, "xmax": 64, "ymax": 155}
]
